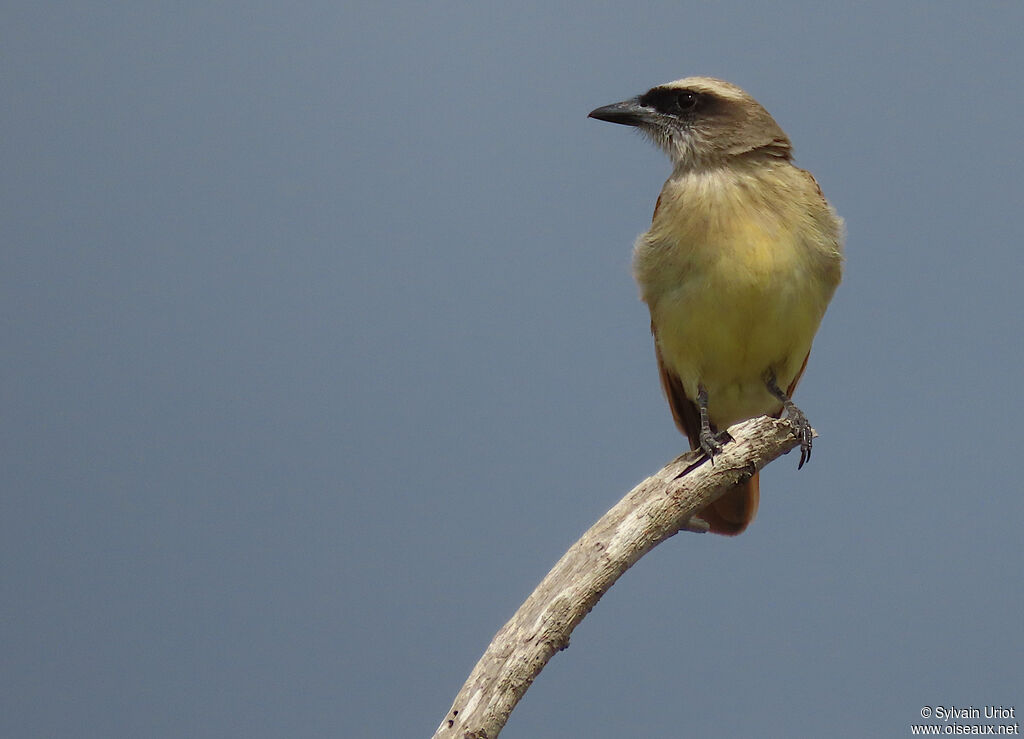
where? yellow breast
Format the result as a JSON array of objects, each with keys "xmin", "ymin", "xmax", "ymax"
[{"xmin": 633, "ymin": 165, "xmax": 842, "ymax": 426}]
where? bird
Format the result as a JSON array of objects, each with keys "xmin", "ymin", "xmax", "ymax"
[{"xmin": 589, "ymin": 77, "xmax": 843, "ymax": 535}]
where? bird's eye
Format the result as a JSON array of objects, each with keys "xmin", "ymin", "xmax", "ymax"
[{"xmin": 675, "ymin": 91, "xmax": 698, "ymax": 112}]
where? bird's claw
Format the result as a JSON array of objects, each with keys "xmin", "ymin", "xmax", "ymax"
[
  {"xmin": 765, "ymin": 371, "xmax": 814, "ymax": 470},
  {"xmin": 788, "ymin": 408, "xmax": 813, "ymax": 469},
  {"xmin": 698, "ymin": 428, "xmax": 732, "ymax": 461}
]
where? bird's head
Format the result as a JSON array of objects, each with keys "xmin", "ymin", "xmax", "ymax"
[{"xmin": 589, "ymin": 77, "xmax": 791, "ymax": 170}]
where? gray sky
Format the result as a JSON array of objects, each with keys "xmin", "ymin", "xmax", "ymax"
[{"xmin": 4, "ymin": 3, "xmax": 1022, "ymax": 737}]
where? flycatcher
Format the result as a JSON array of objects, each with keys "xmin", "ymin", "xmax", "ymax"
[{"xmin": 589, "ymin": 77, "xmax": 843, "ymax": 535}]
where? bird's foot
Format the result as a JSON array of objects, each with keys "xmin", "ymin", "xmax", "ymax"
[
  {"xmin": 786, "ymin": 405, "xmax": 813, "ymax": 469},
  {"xmin": 698, "ymin": 428, "xmax": 732, "ymax": 461},
  {"xmin": 696, "ymin": 384, "xmax": 730, "ymax": 462},
  {"xmin": 765, "ymin": 370, "xmax": 814, "ymax": 469}
]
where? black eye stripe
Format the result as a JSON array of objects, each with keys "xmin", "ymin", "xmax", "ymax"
[{"xmin": 639, "ymin": 88, "xmax": 702, "ymax": 116}]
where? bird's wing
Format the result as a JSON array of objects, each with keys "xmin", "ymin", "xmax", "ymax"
[
  {"xmin": 783, "ymin": 350, "xmax": 811, "ymax": 407},
  {"xmin": 653, "ymin": 325, "xmax": 701, "ymax": 447}
]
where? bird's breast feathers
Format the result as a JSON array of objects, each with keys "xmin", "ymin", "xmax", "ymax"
[{"xmin": 633, "ymin": 165, "xmax": 843, "ymax": 425}]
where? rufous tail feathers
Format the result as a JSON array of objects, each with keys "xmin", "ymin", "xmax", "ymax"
[{"xmin": 699, "ymin": 473, "xmax": 759, "ymax": 535}]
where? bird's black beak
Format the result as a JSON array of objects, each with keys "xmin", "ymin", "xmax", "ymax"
[{"xmin": 588, "ymin": 96, "xmax": 653, "ymax": 127}]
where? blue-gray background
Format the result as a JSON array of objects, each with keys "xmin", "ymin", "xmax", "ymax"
[{"xmin": 4, "ymin": 3, "xmax": 1022, "ymax": 737}]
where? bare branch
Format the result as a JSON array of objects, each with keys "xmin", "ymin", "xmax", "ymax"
[{"xmin": 432, "ymin": 416, "xmax": 805, "ymax": 739}]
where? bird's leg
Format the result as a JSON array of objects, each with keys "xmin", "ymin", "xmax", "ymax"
[
  {"xmin": 696, "ymin": 384, "xmax": 729, "ymax": 460},
  {"xmin": 765, "ymin": 371, "xmax": 813, "ymax": 469}
]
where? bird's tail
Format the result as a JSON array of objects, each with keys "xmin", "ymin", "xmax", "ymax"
[{"xmin": 696, "ymin": 471, "xmax": 760, "ymax": 535}]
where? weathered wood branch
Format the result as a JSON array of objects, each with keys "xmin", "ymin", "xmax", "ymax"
[{"xmin": 432, "ymin": 415, "xmax": 807, "ymax": 739}]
